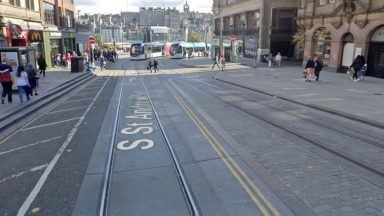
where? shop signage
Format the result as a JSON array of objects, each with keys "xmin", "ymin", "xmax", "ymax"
[
  {"xmin": 50, "ymin": 32, "xmax": 62, "ymax": 37},
  {"xmin": 28, "ymin": 30, "xmax": 43, "ymax": 42},
  {"xmin": 9, "ymin": 24, "xmax": 23, "ymax": 39},
  {"xmin": 212, "ymin": 39, "xmax": 220, "ymax": 46}
]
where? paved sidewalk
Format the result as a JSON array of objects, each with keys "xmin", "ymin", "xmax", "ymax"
[
  {"xmin": 212, "ymin": 65, "xmax": 384, "ymax": 125},
  {"xmin": 178, "ymin": 57, "xmax": 302, "ymax": 69},
  {"xmin": 0, "ymin": 69, "xmax": 89, "ymax": 118}
]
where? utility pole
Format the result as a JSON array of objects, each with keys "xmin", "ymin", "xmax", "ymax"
[{"xmin": 219, "ymin": 0, "xmax": 224, "ymax": 58}]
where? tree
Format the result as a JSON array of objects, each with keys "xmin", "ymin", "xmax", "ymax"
[
  {"xmin": 188, "ymin": 34, "xmax": 201, "ymax": 42},
  {"xmin": 94, "ymin": 33, "xmax": 104, "ymax": 45}
]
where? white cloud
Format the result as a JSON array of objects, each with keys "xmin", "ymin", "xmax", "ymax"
[{"xmin": 77, "ymin": 0, "xmax": 212, "ymax": 14}]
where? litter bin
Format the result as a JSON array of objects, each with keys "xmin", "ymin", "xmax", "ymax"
[{"xmin": 71, "ymin": 57, "xmax": 84, "ymax": 73}]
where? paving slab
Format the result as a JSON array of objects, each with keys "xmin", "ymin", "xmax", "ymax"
[{"xmin": 208, "ymin": 64, "xmax": 384, "ymax": 125}]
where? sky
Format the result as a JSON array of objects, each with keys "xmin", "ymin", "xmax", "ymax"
[{"xmin": 76, "ymin": 0, "xmax": 213, "ymax": 14}]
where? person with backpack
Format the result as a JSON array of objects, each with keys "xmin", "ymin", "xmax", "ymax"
[
  {"xmin": 25, "ymin": 63, "xmax": 39, "ymax": 96},
  {"xmin": 0, "ymin": 63, "xmax": 13, "ymax": 104},
  {"xmin": 16, "ymin": 65, "xmax": 30, "ymax": 103},
  {"xmin": 153, "ymin": 59, "xmax": 159, "ymax": 73},
  {"xmin": 314, "ymin": 56, "xmax": 324, "ymax": 81}
]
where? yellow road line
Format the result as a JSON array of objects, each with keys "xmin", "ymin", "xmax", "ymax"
[{"xmin": 166, "ymin": 82, "xmax": 281, "ymax": 216}]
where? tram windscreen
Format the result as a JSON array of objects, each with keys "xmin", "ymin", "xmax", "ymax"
[
  {"xmin": 130, "ymin": 44, "xmax": 142, "ymax": 57},
  {"xmin": 171, "ymin": 44, "xmax": 182, "ymax": 55}
]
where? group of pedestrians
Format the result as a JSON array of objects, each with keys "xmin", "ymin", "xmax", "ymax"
[
  {"xmin": 212, "ymin": 54, "xmax": 226, "ymax": 71},
  {"xmin": 304, "ymin": 55, "xmax": 367, "ymax": 82},
  {"xmin": 147, "ymin": 59, "xmax": 160, "ymax": 73},
  {"xmin": 0, "ymin": 63, "xmax": 40, "ymax": 104}
]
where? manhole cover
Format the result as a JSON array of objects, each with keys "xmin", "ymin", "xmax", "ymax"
[{"xmin": 373, "ymin": 93, "xmax": 383, "ymax": 95}]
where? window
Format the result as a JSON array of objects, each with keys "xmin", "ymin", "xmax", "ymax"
[
  {"xmin": 9, "ymin": 0, "xmax": 21, "ymax": 6},
  {"xmin": 65, "ymin": 10, "xmax": 74, "ymax": 28},
  {"xmin": 300, "ymin": 0, "xmax": 305, "ymax": 8},
  {"xmin": 44, "ymin": 2, "xmax": 56, "ymax": 25},
  {"xmin": 319, "ymin": 0, "xmax": 335, "ymax": 5},
  {"xmin": 25, "ymin": 0, "xmax": 35, "ymax": 10}
]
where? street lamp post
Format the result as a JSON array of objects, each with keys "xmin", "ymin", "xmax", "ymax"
[
  {"xmin": 219, "ymin": 0, "xmax": 224, "ymax": 59},
  {"xmin": 242, "ymin": 20, "xmax": 246, "ymax": 58}
]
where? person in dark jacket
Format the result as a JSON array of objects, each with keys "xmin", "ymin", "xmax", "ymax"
[
  {"xmin": 314, "ymin": 56, "xmax": 324, "ymax": 81},
  {"xmin": 153, "ymin": 59, "xmax": 159, "ymax": 73},
  {"xmin": 26, "ymin": 64, "xmax": 38, "ymax": 96},
  {"xmin": 38, "ymin": 56, "xmax": 47, "ymax": 77},
  {"xmin": 147, "ymin": 59, "xmax": 153, "ymax": 73},
  {"xmin": 305, "ymin": 56, "xmax": 316, "ymax": 82},
  {"xmin": 350, "ymin": 55, "xmax": 365, "ymax": 81}
]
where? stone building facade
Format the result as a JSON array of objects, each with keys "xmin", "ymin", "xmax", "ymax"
[
  {"xmin": 297, "ymin": 0, "xmax": 384, "ymax": 78},
  {"xmin": 212, "ymin": 0, "xmax": 297, "ymax": 61}
]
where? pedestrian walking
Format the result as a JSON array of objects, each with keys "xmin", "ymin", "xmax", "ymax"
[
  {"xmin": 275, "ymin": 52, "xmax": 282, "ymax": 67},
  {"xmin": 0, "ymin": 63, "xmax": 13, "ymax": 104},
  {"xmin": 314, "ymin": 56, "xmax": 324, "ymax": 81},
  {"xmin": 38, "ymin": 56, "xmax": 47, "ymax": 77},
  {"xmin": 267, "ymin": 54, "xmax": 273, "ymax": 68},
  {"xmin": 359, "ymin": 63, "xmax": 368, "ymax": 80},
  {"xmin": 305, "ymin": 56, "xmax": 316, "ymax": 82},
  {"xmin": 350, "ymin": 55, "xmax": 365, "ymax": 82},
  {"xmin": 153, "ymin": 59, "xmax": 159, "ymax": 73},
  {"xmin": 55, "ymin": 53, "xmax": 61, "ymax": 68},
  {"xmin": 16, "ymin": 65, "xmax": 30, "ymax": 103},
  {"xmin": 100, "ymin": 55, "xmax": 105, "ymax": 71},
  {"xmin": 220, "ymin": 55, "xmax": 226, "ymax": 71},
  {"xmin": 147, "ymin": 59, "xmax": 153, "ymax": 73},
  {"xmin": 66, "ymin": 53, "xmax": 72, "ymax": 69},
  {"xmin": 212, "ymin": 55, "xmax": 221, "ymax": 70},
  {"xmin": 26, "ymin": 64, "xmax": 39, "ymax": 96}
]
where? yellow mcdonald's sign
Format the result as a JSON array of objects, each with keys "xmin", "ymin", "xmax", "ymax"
[{"xmin": 28, "ymin": 31, "xmax": 43, "ymax": 42}]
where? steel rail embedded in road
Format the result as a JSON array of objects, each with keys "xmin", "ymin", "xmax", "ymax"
[
  {"xmin": 98, "ymin": 67, "xmax": 127, "ymax": 216},
  {"xmin": 135, "ymin": 63, "xmax": 201, "ymax": 216}
]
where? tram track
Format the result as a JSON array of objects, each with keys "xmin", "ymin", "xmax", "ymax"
[
  {"xmin": 98, "ymin": 62, "xmax": 200, "ymax": 216},
  {"xmin": 176, "ymin": 76, "xmax": 384, "ymax": 178}
]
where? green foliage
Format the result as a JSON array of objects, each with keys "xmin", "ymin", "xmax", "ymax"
[
  {"xmin": 94, "ymin": 33, "xmax": 104, "ymax": 44},
  {"xmin": 292, "ymin": 32, "xmax": 305, "ymax": 48},
  {"xmin": 188, "ymin": 34, "xmax": 201, "ymax": 42}
]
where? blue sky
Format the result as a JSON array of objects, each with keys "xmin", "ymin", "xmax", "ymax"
[{"xmin": 77, "ymin": 0, "xmax": 213, "ymax": 14}]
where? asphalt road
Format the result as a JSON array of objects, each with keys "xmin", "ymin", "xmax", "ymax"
[{"xmin": 1, "ymin": 57, "xmax": 384, "ymax": 216}]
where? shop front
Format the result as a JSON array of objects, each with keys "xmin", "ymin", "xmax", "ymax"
[
  {"xmin": 313, "ymin": 27, "xmax": 331, "ymax": 66},
  {"xmin": 44, "ymin": 31, "xmax": 63, "ymax": 68},
  {"xmin": 368, "ymin": 26, "xmax": 384, "ymax": 78}
]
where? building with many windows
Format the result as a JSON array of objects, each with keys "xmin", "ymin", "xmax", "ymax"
[
  {"xmin": 297, "ymin": 0, "xmax": 384, "ymax": 78},
  {"xmin": 212, "ymin": 0, "xmax": 297, "ymax": 62},
  {"xmin": 41, "ymin": 0, "xmax": 77, "ymax": 67}
]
